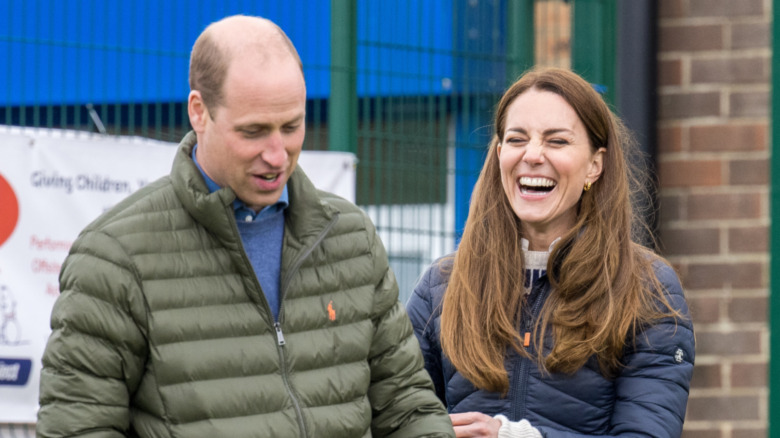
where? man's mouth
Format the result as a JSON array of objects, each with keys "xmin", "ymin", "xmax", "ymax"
[
  {"xmin": 258, "ymin": 173, "xmax": 280, "ymax": 182},
  {"xmin": 518, "ymin": 176, "xmax": 556, "ymax": 194}
]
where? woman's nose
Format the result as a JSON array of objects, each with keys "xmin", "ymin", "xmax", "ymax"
[{"xmin": 522, "ymin": 141, "xmax": 544, "ymax": 164}]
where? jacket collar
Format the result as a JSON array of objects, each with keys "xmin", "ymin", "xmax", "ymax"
[
  {"xmin": 171, "ymin": 131, "xmax": 338, "ymax": 245},
  {"xmin": 284, "ymin": 158, "xmax": 339, "ymax": 247}
]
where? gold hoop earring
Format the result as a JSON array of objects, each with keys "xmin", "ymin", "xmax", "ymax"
[{"xmin": 583, "ymin": 181, "xmax": 592, "ymax": 191}]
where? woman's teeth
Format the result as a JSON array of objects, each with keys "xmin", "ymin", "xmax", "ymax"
[
  {"xmin": 519, "ymin": 177, "xmax": 555, "ymax": 187},
  {"xmin": 519, "ymin": 177, "xmax": 555, "ymax": 192}
]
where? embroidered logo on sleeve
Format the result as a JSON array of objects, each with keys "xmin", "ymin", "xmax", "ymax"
[
  {"xmin": 674, "ymin": 348, "xmax": 684, "ymax": 364},
  {"xmin": 327, "ymin": 300, "xmax": 336, "ymax": 321}
]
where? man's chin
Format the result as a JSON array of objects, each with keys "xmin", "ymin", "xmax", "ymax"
[{"xmin": 242, "ymin": 191, "xmax": 284, "ymax": 212}]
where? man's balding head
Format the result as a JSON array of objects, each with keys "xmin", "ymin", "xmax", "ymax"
[{"xmin": 188, "ymin": 15, "xmax": 302, "ymax": 114}]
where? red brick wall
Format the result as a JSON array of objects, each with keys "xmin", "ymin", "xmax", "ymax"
[{"xmin": 657, "ymin": 0, "xmax": 771, "ymax": 436}]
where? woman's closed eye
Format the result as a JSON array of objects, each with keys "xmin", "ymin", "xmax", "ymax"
[
  {"xmin": 546, "ymin": 138, "xmax": 570, "ymax": 146},
  {"xmin": 505, "ymin": 137, "xmax": 528, "ymax": 146}
]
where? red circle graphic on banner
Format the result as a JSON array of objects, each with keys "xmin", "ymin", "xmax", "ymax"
[{"xmin": 0, "ymin": 173, "xmax": 20, "ymax": 247}]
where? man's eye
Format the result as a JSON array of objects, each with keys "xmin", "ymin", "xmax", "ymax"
[
  {"xmin": 283, "ymin": 124, "xmax": 301, "ymax": 133},
  {"xmin": 240, "ymin": 130, "xmax": 262, "ymax": 138}
]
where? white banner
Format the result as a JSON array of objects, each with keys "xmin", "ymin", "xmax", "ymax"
[{"xmin": 0, "ymin": 126, "xmax": 355, "ymax": 423}]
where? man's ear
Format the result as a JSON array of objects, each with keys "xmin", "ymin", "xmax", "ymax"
[
  {"xmin": 188, "ymin": 90, "xmax": 208, "ymax": 133},
  {"xmin": 587, "ymin": 147, "xmax": 606, "ymax": 183}
]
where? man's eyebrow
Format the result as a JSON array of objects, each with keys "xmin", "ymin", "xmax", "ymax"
[
  {"xmin": 234, "ymin": 115, "xmax": 305, "ymax": 130},
  {"xmin": 285, "ymin": 114, "xmax": 306, "ymax": 124},
  {"xmin": 234, "ymin": 123, "xmax": 271, "ymax": 131}
]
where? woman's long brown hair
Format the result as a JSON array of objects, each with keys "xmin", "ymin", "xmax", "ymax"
[{"xmin": 440, "ymin": 67, "xmax": 678, "ymax": 393}]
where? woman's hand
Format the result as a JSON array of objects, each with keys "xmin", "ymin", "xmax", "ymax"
[{"xmin": 450, "ymin": 412, "xmax": 501, "ymax": 438}]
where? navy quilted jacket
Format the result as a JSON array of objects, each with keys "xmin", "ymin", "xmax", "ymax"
[{"xmin": 407, "ymin": 254, "xmax": 695, "ymax": 437}]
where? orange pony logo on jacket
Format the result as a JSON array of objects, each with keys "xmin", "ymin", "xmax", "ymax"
[{"xmin": 327, "ymin": 300, "xmax": 336, "ymax": 321}]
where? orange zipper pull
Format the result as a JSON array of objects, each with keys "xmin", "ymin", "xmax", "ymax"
[{"xmin": 523, "ymin": 332, "xmax": 531, "ymax": 347}]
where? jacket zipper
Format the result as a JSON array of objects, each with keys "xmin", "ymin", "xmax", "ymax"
[
  {"xmin": 280, "ymin": 214, "xmax": 339, "ymax": 294},
  {"xmin": 273, "ymin": 321, "xmax": 310, "ymax": 437},
  {"xmin": 274, "ymin": 213, "xmax": 339, "ymax": 438},
  {"xmin": 511, "ymin": 281, "xmax": 546, "ymax": 422},
  {"xmin": 226, "ymin": 205, "xmax": 309, "ymax": 434}
]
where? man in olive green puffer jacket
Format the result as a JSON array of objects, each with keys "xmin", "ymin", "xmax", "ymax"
[{"xmin": 37, "ymin": 15, "xmax": 454, "ymax": 438}]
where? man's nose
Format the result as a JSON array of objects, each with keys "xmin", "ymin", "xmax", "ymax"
[{"xmin": 262, "ymin": 131, "xmax": 287, "ymax": 168}]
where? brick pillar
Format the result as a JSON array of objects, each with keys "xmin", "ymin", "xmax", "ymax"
[{"xmin": 657, "ymin": 0, "xmax": 771, "ymax": 437}]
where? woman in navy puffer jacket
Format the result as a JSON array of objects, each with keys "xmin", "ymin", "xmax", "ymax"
[{"xmin": 407, "ymin": 67, "xmax": 694, "ymax": 438}]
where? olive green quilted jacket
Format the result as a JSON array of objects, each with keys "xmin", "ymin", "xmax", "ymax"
[{"xmin": 37, "ymin": 132, "xmax": 454, "ymax": 438}]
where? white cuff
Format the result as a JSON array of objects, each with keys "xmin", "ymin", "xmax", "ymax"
[{"xmin": 494, "ymin": 414, "xmax": 543, "ymax": 438}]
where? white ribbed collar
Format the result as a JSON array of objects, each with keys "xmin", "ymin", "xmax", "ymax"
[{"xmin": 521, "ymin": 237, "xmax": 560, "ymax": 271}]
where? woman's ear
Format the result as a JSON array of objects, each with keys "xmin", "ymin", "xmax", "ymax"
[
  {"xmin": 188, "ymin": 90, "xmax": 208, "ymax": 133},
  {"xmin": 587, "ymin": 147, "xmax": 607, "ymax": 183}
]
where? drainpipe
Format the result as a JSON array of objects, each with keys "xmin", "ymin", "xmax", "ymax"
[
  {"xmin": 616, "ymin": 0, "xmax": 658, "ymax": 246},
  {"xmin": 769, "ymin": 0, "xmax": 780, "ymax": 434}
]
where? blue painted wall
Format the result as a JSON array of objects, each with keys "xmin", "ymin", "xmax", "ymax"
[
  {"xmin": 1, "ymin": 0, "xmax": 509, "ymax": 245},
  {"xmin": 0, "ymin": 0, "xmax": 464, "ymax": 106}
]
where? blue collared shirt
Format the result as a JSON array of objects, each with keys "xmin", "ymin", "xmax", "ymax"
[
  {"xmin": 192, "ymin": 144, "xmax": 289, "ymax": 222},
  {"xmin": 191, "ymin": 143, "xmax": 287, "ymax": 320}
]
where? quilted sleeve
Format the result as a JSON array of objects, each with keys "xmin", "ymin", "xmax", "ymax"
[
  {"xmin": 607, "ymin": 262, "xmax": 694, "ymax": 437},
  {"xmin": 37, "ymin": 230, "xmax": 148, "ymax": 438},
  {"xmin": 406, "ymin": 262, "xmax": 447, "ymax": 403},
  {"xmin": 365, "ymin": 222, "xmax": 455, "ymax": 438},
  {"xmin": 536, "ymin": 262, "xmax": 695, "ymax": 438}
]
